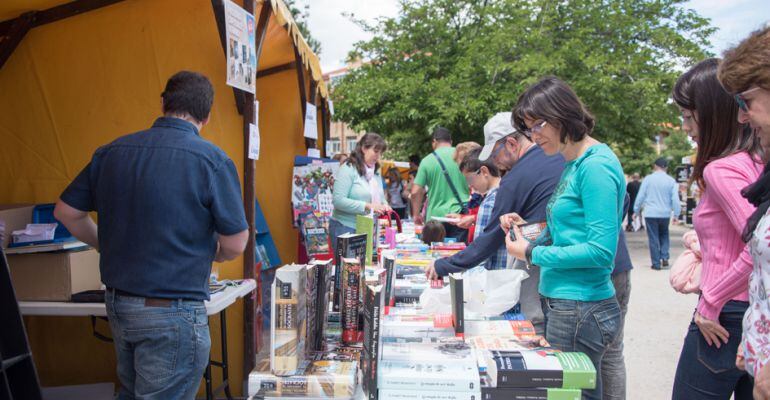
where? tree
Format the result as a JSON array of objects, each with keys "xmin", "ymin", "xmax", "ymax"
[
  {"xmin": 332, "ymin": 0, "xmax": 714, "ymax": 165},
  {"xmin": 284, "ymin": 0, "xmax": 322, "ymax": 54},
  {"xmin": 662, "ymin": 129, "xmax": 695, "ymax": 174}
]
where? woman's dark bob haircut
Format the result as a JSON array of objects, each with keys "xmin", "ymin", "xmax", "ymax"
[{"xmin": 512, "ymin": 76, "xmax": 595, "ymax": 144}]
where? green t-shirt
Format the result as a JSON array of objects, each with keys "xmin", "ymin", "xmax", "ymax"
[{"xmin": 414, "ymin": 146, "xmax": 470, "ymax": 220}]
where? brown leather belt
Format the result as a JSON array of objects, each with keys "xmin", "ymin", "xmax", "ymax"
[{"xmin": 107, "ymin": 287, "xmax": 174, "ymax": 308}]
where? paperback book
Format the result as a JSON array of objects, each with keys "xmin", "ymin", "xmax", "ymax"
[
  {"xmin": 341, "ymin": 257, "xmax": 363, "ymax": 344},
  {"xmin": 379, "ymin": 389, "xmax": 481, "ymax": 400},
  {"xmin": 271, "ymin": 264, "xmax": 308, "ymax": 375},
  {"xmin": 377, "ymin": 359, "xmax": 480, "ymax": 392},
  {"xmin": 333, "ymin": 233, "xmax": 368, "ymax": 312},
  {"xmin": 381, "ymin": 339, "xmax": 474, "ymax": 363},
  {"xmin": 362, "ymin": 284, "xmax": 385, "ymax": 400},
  {"xmin": 250, "ymin": 359, "xmax": 358, "ymax": 398},
  {"xmin": 465, "ymin": 320, "xmax": 536, "ymax": 337},
  {"xmin": 484, "ymin": 350, "xmax": 596, "ymax": 390},
  {"xmin": 449, "ymin": 274, "xmax": 464, "ymax": 338},
  {"xmin": 479, "ymin": 374, "xmax": 580, "ymax": 400}
]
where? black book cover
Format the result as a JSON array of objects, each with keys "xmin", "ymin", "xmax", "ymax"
[
  {"xmin": 382, "ymin": 255, "xmax": 396, "ymax": 310},
  {"xmin": 313, "ymin": 259, "xmax": 332, "ymax": 351},
  {"xmin": 488, "ymin": 350, "xmax": 563, "ymax": 389},
  {"xmin": 362, "ymin": 284, "xmax": 384, "ymax": 400},
  {"xmin": 334, "ymin": 233, "xmax": 368, "ymax": 312},
  {"xmin": 449, "ymin": 274, "xmax": 464, "ymax": 337}
]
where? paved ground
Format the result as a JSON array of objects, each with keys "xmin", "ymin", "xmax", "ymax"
[{"xmin": 624, "ymin": 223, "xmax": 697, "ymax": 400}]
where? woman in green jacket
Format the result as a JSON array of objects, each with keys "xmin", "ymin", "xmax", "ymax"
[
  {"xmin": 329, "ymin": 133, "xmax": 391, "ymax": 252},
  {"xmin": 502, "ymin": 77, "xmax": 625, "ymax": 400}
]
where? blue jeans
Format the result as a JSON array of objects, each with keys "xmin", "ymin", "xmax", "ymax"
[
  {"xmin": 106, "ymin": 290, "xmax": 210, "ymax": 400},
  {"xmin": 541, "ymin": 296, "xmax": 621, "ymax": 400},
  {"xmin": 329, "ymin": 218, "xmax": 356, "ymax": 256},
  {"xmin": 602, "ymin": 271, "xmax": 631, "ymax": 400},
  {"xmin": 644, "ymin": 217, "xmax": 670, "ymax": 267},
  {"xmin": 672, "ymin": 301, "xmax": 753, "ymax": 400}
]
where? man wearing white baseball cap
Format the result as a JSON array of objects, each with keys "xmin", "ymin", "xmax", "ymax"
[{"xmin": 427, "ymin": 111, "xmax": 565, "ymax": 334}]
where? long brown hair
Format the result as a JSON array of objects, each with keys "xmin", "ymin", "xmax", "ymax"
[
  {"xmin": 673, "ymin": 58, "xmax": 761, "ymax": 190},
  {"xmin": 346, "ymin": 132, "xmax": 387, "ymax": 176}
]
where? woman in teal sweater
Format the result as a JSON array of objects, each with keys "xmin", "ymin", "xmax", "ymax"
[
  {"xmin": 502, "ymin": 77, "xmax": 625, "ymax": 400},
  {"xmin": 329, "ymin": 133, "xmax": 391, "ymax": 252}
]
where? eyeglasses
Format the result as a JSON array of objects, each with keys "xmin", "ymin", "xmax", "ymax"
[
  {"xmin": 522, "ymin": 120, "xmax": 547, "ymax": 137},
  {"xmin": 735, "ymin": 87, "xmax": 761, "ymax": 113}
]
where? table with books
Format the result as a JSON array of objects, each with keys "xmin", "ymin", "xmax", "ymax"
[{"xmin": 249, "ymin": 221, "xmax": 596, "ymax": 400}]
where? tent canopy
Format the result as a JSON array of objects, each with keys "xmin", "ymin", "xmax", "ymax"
[{"xmin": 0, "ymin": 0, "xmax": 328, "ymax": 396}]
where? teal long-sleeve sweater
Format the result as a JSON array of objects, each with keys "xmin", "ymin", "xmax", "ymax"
[{"xmin": 532, "ymin": 144, "xmax": 626, "ymax": 301}]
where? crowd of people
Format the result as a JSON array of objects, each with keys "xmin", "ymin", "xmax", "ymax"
[{"xmin": 327, "ymin": 26, "xmax": 770, "ymax": 400}]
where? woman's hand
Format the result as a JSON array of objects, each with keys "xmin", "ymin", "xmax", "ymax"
[
  {"xmin": 503, "ymin": 223, "xmax": 529, "ymax": 260},
  {"xmin": 736, "ymin": 343, "xmax": 746, "ymax": 371},
  {"xmin": 446, "ymin": 213, "xmax": 475, "ymax": 229},
  {"xmin": 694, "ymin": 311, "xmax": 729, "ymax": 348},
  {"xmin": 367, "ymin": 203, "xmax": 392, "ymax": 215},
  {"xmin": 499, "ymin": 213, "xmax": 528, "ymax": 231},
  {"xmin": 756, "ymin": 364, "xmax": 770, "ymax": 400}
]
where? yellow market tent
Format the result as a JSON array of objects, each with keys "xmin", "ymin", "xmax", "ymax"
[{"xmin": 0, "ymin": 0, "xmax": 330, "ymax": 396}]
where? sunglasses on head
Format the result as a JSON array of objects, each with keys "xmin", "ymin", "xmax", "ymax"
[{"xmin": 735, "ymin": 87, "xmax": 761, "ymax": 113}]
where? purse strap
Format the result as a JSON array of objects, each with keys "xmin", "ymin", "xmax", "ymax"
[{"xmin": 431, "ymin": 151, "xmax": 467, "ymax": 212}]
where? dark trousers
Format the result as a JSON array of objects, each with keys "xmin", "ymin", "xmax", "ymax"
[
  {"xmin": 392, "ymin": 206, "xmax": 407, "ymax": 220},
  {"xmin": 644, "ymin": 217, "xmax": 670, "ymax": 267},
  {"xmin": 672, "ymin": 301, "xmax": 753, "ymax": 399}
]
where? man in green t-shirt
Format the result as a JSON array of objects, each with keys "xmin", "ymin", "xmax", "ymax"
[{"xmin": 411, "ymin": 127, "xmax": 470, "ymax": 241}]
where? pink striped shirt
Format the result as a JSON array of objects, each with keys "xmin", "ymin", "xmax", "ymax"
[{"xmin": 695, "ymin": 151, "xmax": 764, "ymax": 320}]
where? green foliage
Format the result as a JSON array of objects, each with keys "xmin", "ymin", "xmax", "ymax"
[
  {"xmin": 332, "ymin": 0, "xmax": 714, "ymax": 168},
  {"xmin": 284, "ymin": 0, "xmax": 322, "ymax": 54},
  {"xmin": 662, "ymin": 129, "xmax": 695, "ymax": 174}
]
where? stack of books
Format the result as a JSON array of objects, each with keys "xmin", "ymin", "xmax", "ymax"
[{"xmin": 481, "ymin": 349, "xmax": 595, "ymax": 400}]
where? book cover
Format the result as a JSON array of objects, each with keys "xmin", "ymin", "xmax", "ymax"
[
  {"xmin": 379, "ymin": 389, "xmax": 481, "ymax": 400},
  {"xmin": 302, "ymin": 212, "xmax": 331, "ymax": 257},
  {"xmin": 356, "ymin": 214, "xmax": 376, "ymax": 264},
  {"xmin": 484, "ymin": 350, "xmax": 596, "ymax": 390},
  {"xmin": 363, "ymin": 284, "xmax": 385, "ymax": 400},
  {"xmin": 333, "ymin": 233, "xmax": 368, "ymax": 312},
  {"xmin": 382, "ymin": 255, "xmax": 397, "ymax": 311},
  {"xmin": 449, "ymin": 274, "xmax": 464, "ymax": 338},
  {"xmin": 305, "ymin": 263, "xmax": 319, "ymax": 355},
  {"xmin": 311, "ymin": 259, "xmax": 333, "ymax": 352},
  {"xmin": 270, "ymin": 264, "xmax": 307, "ymax": 376},
  {"xmin": 250, "ymin": 359, "xmax": 358, "ymax": 398},
  {"xmin": 381, "ymin": 339, "xmax": 473, "ymax": 363},
  {"xmin": 341, "ymin": 257, "xmax": 363, "ymax": 344},
  {"xmin": 377, "ymin": 359, "xmax": 480, "ymax": 392},
  {"xmin": 380, "ymin": 325, "xmax": 454, "ymax": 340},
  {"xmin": 479, "ymin": 374, "xmax": 580, "ymax": 400},
  {"xmin": 465, "ymin": 320, "xmax": 536, "ymax": 337}
]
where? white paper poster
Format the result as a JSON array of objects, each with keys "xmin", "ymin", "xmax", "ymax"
[
  {"xmin": 303, "ymin": 103, "xmax": 318, "ymax": 139},
  {"xmin": 224, "ymin": 0, "xmax": 256, "ymax": 94},
  {"xmin": 248, "ymin": 123, "xmax": 260, "ymax": 160},
  {"xmin": 328, "ymin": 100, "xmax": 335, "ymax": 116},
  {"xmin": 307, "ymin": 148, "xmax": 321, "ymax": 158}
]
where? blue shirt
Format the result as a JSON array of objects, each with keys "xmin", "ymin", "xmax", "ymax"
[
  {"xmin": 434, "ymin": 146, "xmax": 565, "ymax": 276},
  {"xmin": 474, "ymin": 187, "xmax": 508, "ymax": 270},
  {"xmin": 60, "ymin": 117, "xmax": 248, "ymax": 300},
  {"xmin": 633, "ymin": 170, "xmax": 681, "ymax": 219}
]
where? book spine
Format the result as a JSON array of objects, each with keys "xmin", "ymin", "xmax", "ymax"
[
  {"xmin": 450, "ymin": 276, "xmax": 464, "ymax": 337},
  {"xmin": 341, "ymin": 261, "xmax": 361, "ymax": 344},
  {"xmin": 378, "ymin": 376, "xmax": 478, "ymax": 392},
  {"xmin": 379, "ymin": 389, "xmax": 481, "ymax": 400},
  {"xmin": 363, "ymin": 287, "xmax": 383, "ymax": 399},
  {"xmin": 333, "ymin": 237, "xmax": 346, "ymax": 312}
]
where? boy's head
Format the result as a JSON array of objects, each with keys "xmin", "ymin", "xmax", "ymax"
[
  {"xmin": 421, "ymin": 221, "xmax": 446, "ymax": 244},
  {"xmin": 459, "ymin": 147, "xmax": 501, "ymax": 194}
]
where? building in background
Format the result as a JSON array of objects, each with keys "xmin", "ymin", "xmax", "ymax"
[{"xmin": 323, "ymin": 62, "xmax": 366, "ymax": 156}]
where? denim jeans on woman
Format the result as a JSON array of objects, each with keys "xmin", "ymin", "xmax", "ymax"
[
  {"xmin": 602, "ymin": 270, "xmax": 631, "ymax": 400},
  {"xmin": 672, "ymin": 300, "xmax": 753, "ymax": 399},
  {"xmin": 106, "ymin": 290, "xmax": 210, "ymax": 400},
  {"xmin": 541, "ymin": 296, "xmax": 621, "ymax": 400}
]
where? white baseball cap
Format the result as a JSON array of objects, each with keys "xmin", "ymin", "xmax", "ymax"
[{"xmin": 479, "ymin": 112, "xmax": 517, "ymax": 161}]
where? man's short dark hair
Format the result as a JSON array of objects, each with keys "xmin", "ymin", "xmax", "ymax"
[
  {"xmin": 161, "ymin": 71, "xmax": 214, "ymax": 123},
  {"xmin": 654, "ymin": 157, "xmax": 668, "ymax": 168},
  {"xmin": 409, "ymin": 154, "xmax": 421, "ymax": 166},
  {"xmin": 432, "ymin": 127, "xmax": 452, "ymax": 143},
  {"xmin": 459, "ymin": 147, "xmax": 500, "ymax": 177}
]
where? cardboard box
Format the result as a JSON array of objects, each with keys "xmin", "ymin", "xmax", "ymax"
[
  {"xmin": 0, "ymin": 204, "xmax": 34, "ymax": 249},
  {"xmin": 6, "ymin": 249, "xmax": 101, "ymax": 301}
]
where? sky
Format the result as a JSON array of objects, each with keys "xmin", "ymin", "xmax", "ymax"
[{"xmin": 304, "ymin": 0, "xmax": 770, "ymax": 73}]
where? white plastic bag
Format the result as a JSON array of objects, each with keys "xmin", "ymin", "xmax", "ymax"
[
  {"xmin": 418, "ymin": 266, "xmax": 529, "ymax": 317},
  {"xmin": 464, "ymin": 266, "xmax": 528, "ymax": 317}
]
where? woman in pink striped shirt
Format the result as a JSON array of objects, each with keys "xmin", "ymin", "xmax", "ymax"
[{"xmin": 671, "ymin": 58, "xmax": 764, "ymax": 399}]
